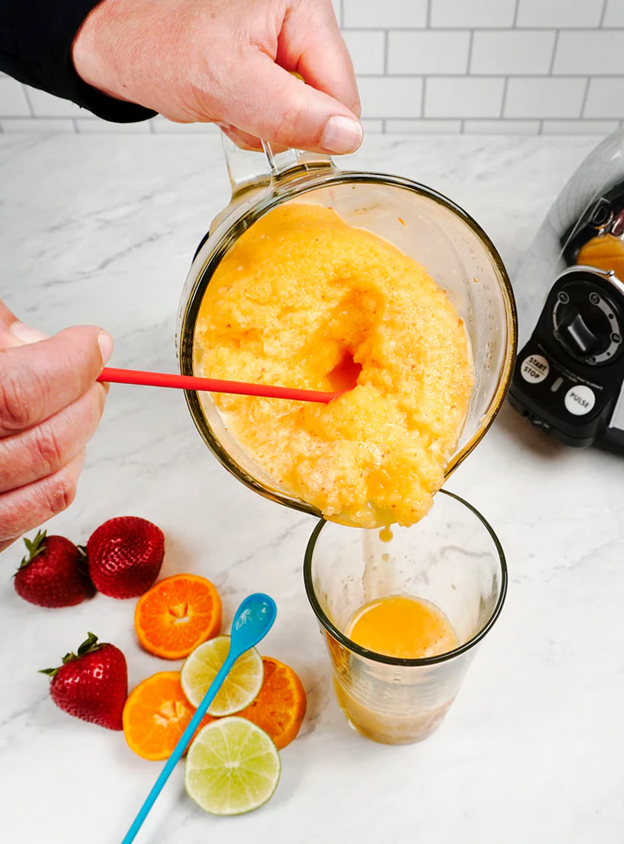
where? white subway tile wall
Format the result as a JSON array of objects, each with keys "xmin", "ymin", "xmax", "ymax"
[
  {"xmin": 604, "ymin": 0, "xmax": 624, "ymax": 27},
  {"xmin": 0, "ymin": 78, "xmax": 31, "ymax": 117},
  {"xmin": 431, "ymin": 0, "xmax": 517, "ymax": 29},
  {"xmin": 505, "ymin": 77, "xmax": 587, "ymax": 118},
  {"xmin": 585, "ymin": 78, "xmax": 624, "ymax": 117},
  {"xmin": 358, "ymin": 76, "xmax": 424, "ymax": 117},
  {"xmin": 2, "ymin": 0, "xmax": 624, "ymax": 135},
  {"xmin": 388, "ymin": 31, "xmax": 470, "ymax": 75},
  {"xmin": 463, "ymin": 119, "xmax": 542, "ymax": 134},
  {"xmin": 515, "ymin": 0, "xmax": 605, "ymax": 28},
  {"xmin": 425, "ymin": 77, "xmax": 506, "ymax": 118},
  {"xmin": 344, "ymin": 0, "xmax": 427, "ymax": 29},
  {"xmin": 342, "ymin": 30, "xmax": 386, "ymax": 75},
  {"xmin": 470, "ymin": 31, "xmax": 556, "ymax": 75}
]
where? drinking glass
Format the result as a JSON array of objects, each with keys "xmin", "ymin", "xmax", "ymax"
[{"xmin": 303, "ymin": 490, "xmax": 507, "ymax": 745}]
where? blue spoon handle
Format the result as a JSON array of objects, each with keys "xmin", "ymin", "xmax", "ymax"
[{"xmin": 121, "ymin": 652, "xmax": 237, "ymax": 844}]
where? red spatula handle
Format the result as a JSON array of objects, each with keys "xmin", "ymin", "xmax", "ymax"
[{"xmin": 98, "ymin": 367, "xmax": 343, "ymax": 404}]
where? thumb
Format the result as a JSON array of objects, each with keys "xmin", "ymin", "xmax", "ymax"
[
  {"xmin": 0, "ymin": 324, "xmax": 113, "ymax": 437},
  {"xmin": 221, "ymin": 58, "xmax": 363, "ymax": 155}
]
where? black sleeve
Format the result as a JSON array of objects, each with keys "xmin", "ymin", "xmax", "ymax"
[{"xmin": 0, "ymin": 0, "xmax": 156, "ymax": 123}]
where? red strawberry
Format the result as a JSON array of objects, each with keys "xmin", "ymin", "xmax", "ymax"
[
  {"xmin": 86, "ymin": 516, "xmax": 164, "ymax": 599},
  {"xmin": 40, "ymin": 633, "xmax": 128, "ymax": 730},
  {"xmin": 14, "ymin": 531, "xmax": 94, "ymax": 608}
]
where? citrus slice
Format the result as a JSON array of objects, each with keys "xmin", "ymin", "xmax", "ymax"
[
  {"xmin": 236, "ymin": 657, "xmax": 306, "ymax": 750},
  {"xmin": 123, "ymin": 672, "xmax": 214, "ymax": 761},
  {"xmin": 134, "ymin": 574, "xmax": 222, "ymax": 660},
  {"xmin": 181, "ymin": 636, "xmax": 263, "ymax": 716},
  {"xmin": 185, "ymin": 717, "xmax": 280, "ymax": 815}
]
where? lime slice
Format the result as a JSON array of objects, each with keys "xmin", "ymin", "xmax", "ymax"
[
  {"xmin": 181, "ymin": 636, "xmax": 263, "ymax": 716},
  {"xmin": 185, "ymin": 717, "xmax": 281, "ymax": 815}
]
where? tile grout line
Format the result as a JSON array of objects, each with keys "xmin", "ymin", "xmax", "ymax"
[
  {"xmin": 383, "ymin": 29, "xmax": 389, "ymax": 75},
  {"xmin": 513, "ymin": 0, "xmax": 521, "ymax": 28},
  {"xmin": 580, "ymin": 76, "xmax": 591, "ymax": 119},
  {"xmin": 548, "ymin": 30, "xmax": 560, "ymax": 75},
  {"xmin": 356, "ymin": 74, "xmax": 592, "ymax": 80},
  {"xmin": 599, "ymin": 0, "xmax": 608, "ymax": 28},
  {"xmin": 500, "ymin": 76, "xmax": 509, "ymax": 119},
  {"xmin": 466, "ymin": 29, "xmax": 474, "ymax": 75},
  {"xmin": 426, "ymin": 0, "xmax": 432, "ymax": 29},
  {"xmin": 348, "ymin": 26, "xmax": 624, "ymax": 32}
]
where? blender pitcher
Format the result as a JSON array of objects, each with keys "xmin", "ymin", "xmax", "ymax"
[{"xmin": 176, "ymin": 138, "xmax": 518, "ymax": 517}]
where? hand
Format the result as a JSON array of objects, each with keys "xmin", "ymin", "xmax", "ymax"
[
  {"xmin": 73, "ymin": 0, "xmax": 362, "ymax": 154},
  {"xmin": 0, "ymin": 302, "xmax": 112, "ymax": 554}
]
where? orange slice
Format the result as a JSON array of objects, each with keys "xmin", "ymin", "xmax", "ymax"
[
  {"xmin": 123, "ymin": 671, "xmax": 214, "ymax": 761},
  {"xmin": 235, "ymin": 657, "xmax": 306, "ymax": 750},
  {"xmin": 134, "ymin": 574, "xmax": 222, "ymax": 659}
]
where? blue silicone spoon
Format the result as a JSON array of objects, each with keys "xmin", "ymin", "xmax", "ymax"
[{"xmin": 121, "ymin": 592, "xmax": 277, "ymax": 844}]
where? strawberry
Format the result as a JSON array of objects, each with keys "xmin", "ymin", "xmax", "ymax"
[
  {"xmin": 14, "ymin": 531, "xmax": 94, "ymax": 608},
  {"xmin": 40, "ymin": 633, "xmax": 128, "ymax": 731},
  {"xmin": 86, "ymin": 516, "xmax": 164, "ymax": 599}
]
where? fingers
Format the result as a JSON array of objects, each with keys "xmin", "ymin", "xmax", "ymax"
[
  {"xmin": 220, "ymin": 57, "xmax": 362, "ymax": 155},
  {"xmin": 0, "ymin": 449, "xmax": 86, "ymax": 546},
  {"xmin": 278, "ymin": 0, "xmax": 361, "ymax": 118},
  {"xmin": 0, "ymin": 384, "xmax": 106, "ymax": 493},
  {"xmin": 0, "ymin": 305, "xmax": 110, "ymax": 548},
  {"xmin": 0, "ymin": 325, "xmax": 112, "ymax": 437}
]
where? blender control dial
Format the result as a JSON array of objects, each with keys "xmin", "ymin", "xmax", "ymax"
[{"xmin": 552, "ymin": 280, "xmax": 622, "ymax": 365}]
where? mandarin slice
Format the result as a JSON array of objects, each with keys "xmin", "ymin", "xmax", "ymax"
[
  {"xmin": 236, "ymin": 657, "xmax": 306, "ymax": 749},
  {"xmin": 123, "ymin": 671, "xmax": 214, "ymax": 761},
  {"xmin": 134, "ymin": 574, "xmax": 222, "ymax": 660}
]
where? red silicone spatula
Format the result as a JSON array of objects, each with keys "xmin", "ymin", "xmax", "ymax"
[{"xmin": 97, "ymin": 367, "xmax": 344, "ymax": 404}]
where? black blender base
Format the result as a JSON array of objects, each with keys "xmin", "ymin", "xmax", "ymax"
[{"xmin": 507, "ymin": 391, "xmax": 593, "ymax": 448}]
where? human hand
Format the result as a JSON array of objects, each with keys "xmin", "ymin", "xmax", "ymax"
[
  {"xmin": 73, "ymin": 0, "xmax": 362, "ymax": 154},
  {"xmin": 0, "ymin": 302, "xmax": 112, "ymax": 554}
]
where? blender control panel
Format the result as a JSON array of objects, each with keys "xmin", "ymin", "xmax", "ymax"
[{"xmin": 509, "ymin": 268, "xmax": 624, "ymax": 448}]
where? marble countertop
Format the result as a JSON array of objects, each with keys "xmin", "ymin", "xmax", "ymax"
[{"xmin": 1, "ymin": 133, "xmax": 623, "ymax": 844}]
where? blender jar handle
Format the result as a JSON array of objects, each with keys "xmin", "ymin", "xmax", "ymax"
[
  {"xmin": 221, "ymin": 132, "xmax": 335, "ymax": 203},
  {"xmin": 261, "ymin": 140, "xmax": 335, "ymax": 184}
]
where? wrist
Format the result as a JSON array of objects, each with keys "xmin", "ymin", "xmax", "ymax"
[{"xmin": 72, "ymin": 0, "xmax": 131, "ymax": 102}]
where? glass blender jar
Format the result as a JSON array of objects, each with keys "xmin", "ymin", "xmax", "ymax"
[{"xmin": 176, "ymin": 139, "xmax": 518, "ymax": 518}]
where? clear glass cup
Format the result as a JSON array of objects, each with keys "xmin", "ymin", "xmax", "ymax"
[
  {"xmin": 303, "ymin": 490, "xmax": 507, "ymax": 745},
  {"xmin": 176, "ymin": 140, "xmax": 517, "ymax": 520}
]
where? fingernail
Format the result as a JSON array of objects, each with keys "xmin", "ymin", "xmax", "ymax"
[
  {"xmin": 9, "ymin": 321, "xmax": 47, "ymax": 345},
  {"xmin": 320, "ymin": 115, "xmax": 363, "ymax": 154},
  {"xmin": 98, "ymin": 330, "xmax": 113, "ymax": 365}
]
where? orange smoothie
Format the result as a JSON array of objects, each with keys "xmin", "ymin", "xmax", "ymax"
[
  {"xmin": 333, "ymin": 595, "xmax": 460, "ymax": 743},
  {"xmin": 347, "ymin": 595, "xmax": 458, "ymax": 659},
  {"xmin": 194, "ymin": 203, "xmax": 473, "ymax": 529}
]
